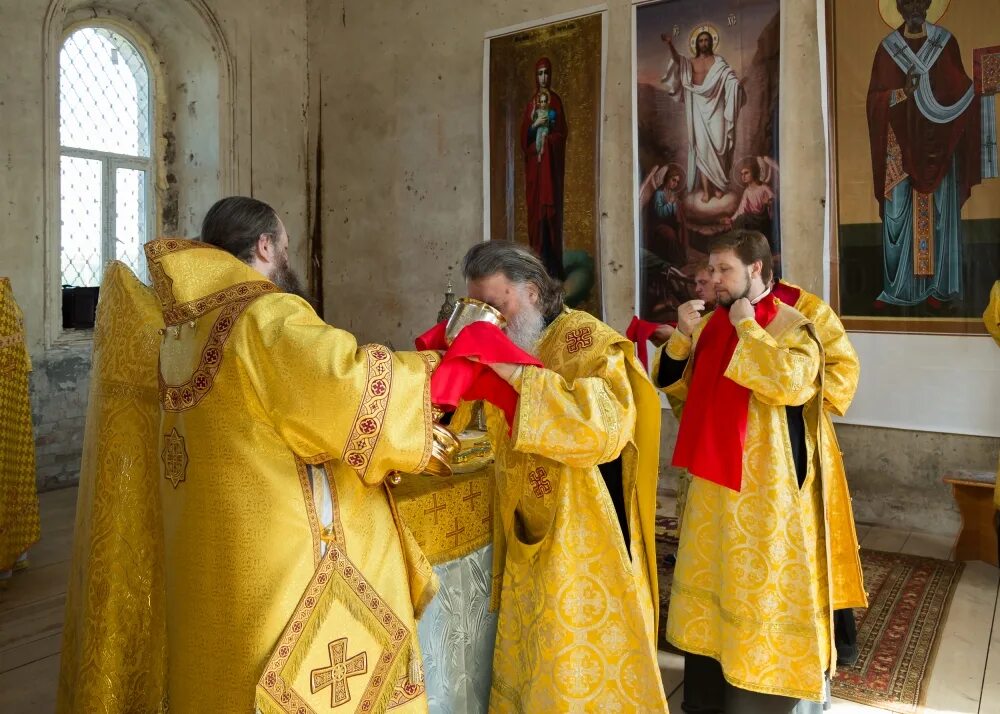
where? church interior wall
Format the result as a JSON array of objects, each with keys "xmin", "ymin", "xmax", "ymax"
[
  {"xmin": 0, "ymin": 0, "xmax": 308, "ymax": 490},
  {"xmin": 309, "ymin": 0, "xmax": 997, "ymax": 536},
  {"xmin": 0, "ymin": 0, "xmax": 993, "ymax": 535}
]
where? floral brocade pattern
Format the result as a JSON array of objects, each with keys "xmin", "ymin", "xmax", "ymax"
[
  {"xmin": 0, "ymin": 277, "xmax": 39, "ymax": 572},
  {"xmin": 56, "ymin": 263, "xmax": 168, "ymax": 713},
  {"xmin": 486, "ymin": 309, "xmax": 667, "ymax": 712},
  {"xmin": 663, "ymin": 306, "xmax": 833, "ymax": 702}
]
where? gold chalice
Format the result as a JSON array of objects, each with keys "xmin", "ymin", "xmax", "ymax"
[
  {"xmin": 402, "ymin": 298, "xmax": 505, "ymax": 481},
  {"xmin": 444, "ymin": 297, "xmax": 506, "ymax": 346}
]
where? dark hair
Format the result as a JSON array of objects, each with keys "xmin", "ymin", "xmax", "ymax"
[
  {"xmin": 741, "ymin": 160, "xmax": 762, "ymax": 181},
  {"xmin": 200, "ymin": 196, "xmax": 281, "ymax": 264},
  {"xmin": 710, "ymin": 230, "xmax": 773, "ymax": 284},
  {"xmin": 461, "ymin": 241, "xmax": 564, "ymax": 319}
]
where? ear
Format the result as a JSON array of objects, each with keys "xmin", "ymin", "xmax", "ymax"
[
  {"xmin": 526, "ymin": 283, "xmax": 541, "ymax": 305},
  {"xmin": 256, "ymin": 234, "xmax": 274, "ymax": 263},
  {"xmin": 751, "ymin": 259, "xmax": 763, "ymax": 280}
]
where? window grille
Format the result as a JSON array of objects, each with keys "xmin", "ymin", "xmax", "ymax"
[{"xmin": 59, "ymin": 26, "xmax": 153, "ymax": 288}]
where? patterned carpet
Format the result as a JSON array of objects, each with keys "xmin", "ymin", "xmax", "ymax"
[{"xmin": 655, "ymin": 516, "xmax": 964, "ymax": 712}]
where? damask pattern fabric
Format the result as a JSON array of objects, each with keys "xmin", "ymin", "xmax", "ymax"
[
  {"xmin": 417, "ymin": 544, "xmax": 498, "ymax": 714},
  {"xmin": 139, "ymin": 239, "xmax": 437, "ymax": 714},
  {"xmin": 56, "ymin": 263, "xmax": 167, "ymax": 713},
  {"xmin": 0, "ymin": 277, "xmax": 39, "ymax": 574},
  {"xmin": 474, "ymin": 308, "xmax": 668, "ymax": 712},
  {"xmin": 784, "ymin": 285, "xmax": 866, "ymax": 611},
  {"xmin": 659, "ymin": 304, "xmax": 833, "ymax": 702}
]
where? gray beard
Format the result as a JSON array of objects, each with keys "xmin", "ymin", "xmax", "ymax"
[{"xmin": 506, "ymin": 307, "xmax": 545, "ymax": 354}]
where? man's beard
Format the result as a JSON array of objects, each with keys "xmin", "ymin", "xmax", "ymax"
[
  {"xmin": 270, "ymin": 253, "xmax": 309, "ymax": 301},
  {"xmin": 716, "ymin": 268, "xmax": 752, "ymax": 307},
  {"xmin": 506, "ymin": 305, "xmax": 546, "ymax": 354}
]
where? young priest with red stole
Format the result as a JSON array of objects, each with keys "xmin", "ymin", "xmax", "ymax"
[{"xmin": 653, "ymin": 230, "xmax": 833, "ymax": 713}]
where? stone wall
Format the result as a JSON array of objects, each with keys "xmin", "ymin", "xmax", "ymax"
[{"xmin": 1, "ymin": 0, "xmax": 308, "ymax": 491}]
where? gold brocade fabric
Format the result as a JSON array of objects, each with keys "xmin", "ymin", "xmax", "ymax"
[
  {"xmin": 141, "ymin": 239, "xmax": 436, "ymax": 714},
  {"xmin": 789, "ymin": 285, "xmax": 867, "ymax": 611},
  {"xmin": 0, "ymin": 277, "xmax": 39, "ymax": 572},
  {"xmin": 479, "ymin": 309, "xmax": 668, "ymax": 712},
  {"xmin": 392, "ymin": 468, "xmax": 493, "ymax": 565},
  {"xmin": 986, "ymin": 281, "xmax": 1000, "ymax": 348},
  {"xmin": 987, "ymin": 282, "xmax": 1000, "ymax": 505},
  {"xmin": 661, "ymin": 305, "xmax": 832, "ymax": 702},
  {"xmin": 56, "ymin": 263, "xmax": 167, "ymax": 713}
]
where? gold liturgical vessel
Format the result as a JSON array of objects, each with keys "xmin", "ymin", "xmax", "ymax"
[{"xmin": 405, "ymin": 293, "xmax": 505, "ymax": 482}]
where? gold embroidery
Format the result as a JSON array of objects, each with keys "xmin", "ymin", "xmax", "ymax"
[
  {"xmin": 160, "ymin": 298, "xmax": 256, "ymax": 412},
  {"xmin": 297, "ymin": 459, "xmax": 323, "ymax": 565},
  {"xmin": 161, "ymin": 428, "xmax": 189, "ymax": 489},
  {"xmin": 913, "ymin": 191, "xmax": 935, "ymax": 276},
  {"xmin": 257, "ymin": 545, "xmax": 412, "ymax": 713},
  {"xmin": 162, "ymin": 281, "xmax": 276, "ymax": 326},
  {"xmin": 387, "ymin": 670, "xmax": 425, "ymax": 708},
  {"xmin": 342, "ymin": 344, "xmax": 393, "ymax": 480},
  {"xmin": 309, "ymin": 638, "xmax": 368, "ymax": 707},
  {"xmin": 884, "ymin": 124, "xmax": 907, "ymax": 197},
  {"xmin": 565, "ymin": 326, "xmax": 593, "ymax": 353},
  {"xmin": 392, "ymin": 469, "xmax": 492, "ymax": 565}
]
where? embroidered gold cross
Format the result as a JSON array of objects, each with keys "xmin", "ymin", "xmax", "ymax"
[
  {"xmin": 424, "ymin": 492, "xmax": 446, "ymax": 525},
  {"xmin": 463, "ymin": 482, "xmax": 482, "ymax": 507},
  {"xmin": 310, "ymin": 638, "xmax": 368, "ymax": 708},
  {"xmin": 446, "ymin": 517, "xmax": 466, "ymax": 546},
  {"xmin": 529, "ymin": 467, "xmax": 552, "ymax": 497},
  {"xmin": 565, "ymin": 327, "xmax": 593, "ymax": 353}
]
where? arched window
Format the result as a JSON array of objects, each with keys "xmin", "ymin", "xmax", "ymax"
[{"xmin": 59, "ymin": 25, "xmax": 154, "ymax": 291}]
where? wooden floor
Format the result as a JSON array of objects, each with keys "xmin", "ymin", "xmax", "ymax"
[{"xmin": 3, "ymin": 488, "xmax": 1000, "ymax": 713}]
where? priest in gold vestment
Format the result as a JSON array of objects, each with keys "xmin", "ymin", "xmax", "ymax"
[
  {"xmin": 455, "ymin": 242, "xmax": 668, "ymax": 712},
  {"xmin": 655, "ymin": 232, "xmax": 831, "ymax": 712},
  {"xmin": 57, "ymin": 262, "xmax": 168, "ymax": 712},
  {"xmin": 0, "ymin": 277, "xmax": 40, "ymax": 584},
  {"xmin": 63, "ymin": 196, "xmax": 441, "ymax": 714}
]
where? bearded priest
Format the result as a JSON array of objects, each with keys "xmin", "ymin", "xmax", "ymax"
[
  {"xmin": 452, "ymin": 241, "xmax": 668, "ymax": 712},
  {"xmin": 655, "ymin": 230, "xmax": 832, "ymax": 713}
]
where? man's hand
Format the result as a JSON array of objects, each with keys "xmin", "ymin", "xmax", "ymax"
[
  {"xmin": 650, "ymin": 323, "xmax": 675, "ymax": 347},
  {"xmin": 676, "ymin": 299, "xmax": 706, "ymax": 337},
  {"xmin": 729, "ymin": 297, "xmax": 753, "ymax": 326},
  {"xmin": 904, "ymin": 66, "xmax": 920, "ymax": 98},
  {"xmin": 465, "ymin": 355, "xmax": 519, "ymax": 383}
]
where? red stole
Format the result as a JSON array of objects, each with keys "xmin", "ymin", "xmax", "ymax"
[
  {"xmin": 671, "ymin": 294, "xmax": 779, "ymax": 492},
  {"xmin": 415, "ymin": 320, "xmax": 542, "ymax": 430},
  {"xmin": 625, "ymin": 316, "xmax": 674, "ymax": 370}
]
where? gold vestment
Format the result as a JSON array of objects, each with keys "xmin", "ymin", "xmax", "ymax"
[
  {"xmin": 144, "ymin": 239, "xmax": 437, "ymax": 713},
  {"xmin": 57, "ymin": 263, "xmax": 167, "ymax": 712},
  {"xmin": 0, "ymin": 277, "xmax": 40, "ymax": 572},
  {"xmin": 657, "ymin": 304, "xmax": 832, "ymax": 701},
  {"xmin": 458, "ymin": 308, "xmax": 668, "ymax": 712},
  {"xmin": 783, "ymin": 284, "xmax": 866, "ymax": 610}
]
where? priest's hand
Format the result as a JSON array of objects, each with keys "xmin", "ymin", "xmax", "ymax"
[
  {"xmin": 729, "ymin": 297, "xmax": 754, "ymax": 326},
  {"xmin": 464, "ymin": 355, "xmax": 519, "ymax": 383},
  {"xmin": 676, "ymin": 299, "xmax": 706, "ymax": 337},
  {"xmin": 650, "ymin": 323, "xmax": 675, "ymax": 347}
]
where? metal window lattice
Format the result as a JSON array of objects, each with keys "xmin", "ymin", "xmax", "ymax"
[{"xmin": 59, "ymin": 27, "xmax": 153, "ymax": 287}]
